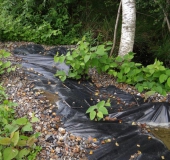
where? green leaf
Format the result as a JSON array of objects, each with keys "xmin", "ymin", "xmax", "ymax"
[
  {"xmin": 105, "ymin": 99, "xmax": 111, "ymax": 107},
  {"xmin": 89, "ymin": 110, "xmax": 96, "ymax": 120},
  {"xmin": 22, "ymin": 123, "xmax": 33, "ymax": 132},
  {"xmin": 3, "ymin": 147, "xmax": 18, "ymax": 160},
  {"xmin": 86, "ymin": 106, "xmax": 97, "ymax": 113},
  {"xmin": 144, "ymin": 91, "xmax": 156, "ymax": 100},
  {"xmin": 0, "ymin": 137, "xmax": 11, "ymax": 145},
  {"xmin": 166, "ymin": 70, "xmax": 170, "ymax": 76},
  {"xmin": 167, "ymin": 77, "xmax": 170, "ymax": 87},
  {"xmin": 11, "ymin": 131, "xmax": 19, "ymax": 146},
  {"xmin": 17, "ymin": 140, "xmax": 27, "ymax": 147},
  {"xmin": 31, "ymin": 117, "xmax": 39, "ymax": 123},
  {"xmin": 155, "ymin": 86, "xmax": 162, "ymax": 94},
  {"xmin": 138, "ymin": 86, "xmax": 143, "ymax": 92},
  {"xmin": 115, "ymin": 56, "xmax": 123, "ymax": 62},
  {"xmin": 159, "ymin": 74, "xmax": 168, "ymax": 83},
  {"xmin": 54, "ymin": 56, "xmax": 59, "ymax": 62},
  {"xmin": 2, "ymin": 51, "xmax": 11, "ymax": 58},
  {"xmin": 84, "ymin": 55, "xmax": 91, "ymax": 63},
  {"xmin": 4, "ymin": 124, "xmax": 19, "ymax": 133},
  {"xmin": 109, "ymin": 62, "xmax": 118, "ymax": 68},
  {"xmin": 15, "ymin": 117, "xmax": 28, "ymax": 125},
  {"xmin": 3, "ymin": 61, "xmax": 11, "ymax": 68},
  {"xmin": 17, "ymin": 148, "xmax": 30, "ymax": 159},
  {"xmin": 124, "ymin": 67, "xmax": 130, "ymax": 73},
  {"xmin": 27, "ymin": 136, "xmax": 36, "ymax": 147},
  {"xmin": 98, "ymin": 107, "xmax": 108, "ymax": 115},
  {"xmin": 59, "ymin": 56, "xmax": 66, "ymax": 63},
  {"xmin": 97, "ymin": 101, "xmax": 105, "ymax": 108},
  {"xmin": 117, "ymin": 72, "xmax": 123, "ymax": 80},
  {"xmin": 68, "ymin": 72, "xmax": 77, "ymax": 78},
  {"xmin": 103, "ymin": 65, "xmax": 109, "ymax": 71},
  {"xmin": 97, "ymin": 111, "xmax": 103, "ymax": 118}
]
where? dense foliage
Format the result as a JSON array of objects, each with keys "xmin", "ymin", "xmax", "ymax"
[
  {"xmin": 55, "ymin": 38, "xmax": 170, "ymax": 96},
  {"xmin": 0, "ymin": 0, "xmax": 81, "ymax": 44}
]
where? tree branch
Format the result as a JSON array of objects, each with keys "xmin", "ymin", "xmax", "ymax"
[{"xmin": 110, "ymin": 0, "xmax": 122, "ymax": 57}]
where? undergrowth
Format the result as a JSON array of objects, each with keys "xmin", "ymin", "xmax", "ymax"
[
  {"xmin": 0, "ymin": 50, "xmax": 41, "ymax": 159},
  {"xmin": 55, "ymin": 38, "xmax": 170, "ymax": 96}
]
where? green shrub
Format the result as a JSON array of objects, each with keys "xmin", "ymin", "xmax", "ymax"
[
  {"xmin": 0, "ymin": 50, "xmax": 41, "ymax": 159},
  {"xmin": 0, "ymin": 50, "xmax": 16, "ymax": 75},
  {"xmin": 54, "ymin": 38, "xmax": 170, "ymax": 96},
  {"xmin": 0, "ymin": 0, "xmax": 81, "ymax": 44}
]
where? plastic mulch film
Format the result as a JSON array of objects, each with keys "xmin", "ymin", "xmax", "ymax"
[{"xmin": 13, "ymin": 44, "xmax": 170, "ymax": 160}]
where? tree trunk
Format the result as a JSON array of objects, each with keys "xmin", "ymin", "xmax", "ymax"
[{"xmin": 118, "ymin": 0, "xmax": 136, "ymax": 56}]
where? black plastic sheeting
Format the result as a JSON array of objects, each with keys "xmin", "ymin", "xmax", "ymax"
[{"xmin": 13, "ymin": 44, "xmax": 170, "ymax": 160}]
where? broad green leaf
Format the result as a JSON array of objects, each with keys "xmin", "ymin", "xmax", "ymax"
[
  {"xmin": 115, "ymin": 56, "xmax": 123, "ymax": 62},
  {"xmin": 3, "ymin": 61, "xmax": 11, "ymax": 68},
  {"xmin": 17, "ymin": 140, "xmax": 27, "ymax": 147},
  {"xmin": 55, "ymin": 71, "xmax": 66, "ymax": 80},
  {"xmin": 60, "ymin": 75, "xmax": 66, "ymax": 81},
  {"xmin": 2, "ymin": 51, "xmax": 11, "ymax": 58},
  {"xmin": 135, "ymin": 63, "xmax": 142, "ymax": 66},
  {"xmin": 167, "ymin": 77, "xmax": 170, "ymax": 87},
  {"xmin": 138, "ymin": 86, "xmax": 143, "ymax": 92},
  {"xmin": 159, "ymin": 74, "xmax": 168, "ymax": 83},
  {"xmin": 84, "ymin": 55, "xmax": 91, "ymax": 63},
  {"xmin": 22, "ymin": 123, "xmax": 33, "ymax": 132},
  {"xmin": 89, "ymin": 110, "xmax": 96, "ymax": 120},
  {"xmin": 97, "ymin": 111, "xmax": 103, "ymax": 118},
  {"xmin": 31, "ymin": 117, "xmax": 39, "ymax": 123},
  {"xmin": 90, "ymin": 46, "xmax": 97, "ymax": 51},
  {"xmin": 27, "ymin": 136, "xmax": 36, "ymax": 147},
  {"xmin": 98, "ymin": 107, "xmax": 108, "ymax": 115},
  {"xmin": 17, "ymin": 148, "xmax": 30, "ymax": 159},
  {"xmin": 155, "ymin": 86, "xmax": 162, "ymax": 94},
  {"xmin": 4, "ymin": 124, "xmax": 19, "ymax": 133},
  {"xmin": 86, "ymin": 106, "xmax": 97, "ymax": 113},
  {"xmin": 3, "ymin": 147, "xmax": 18, "ymax": 160},
  {"xmin": 117, "ymin": 72, "xmax": 123, "ymax": 80},
  {"xmin": 144, "ymin": 91, "xmax": 156, "ymax": 100},
  {"xmin": 0, "ymin": 137, "xmax": 11, "ymax": 145},
  {"xmin": 108, "ymin": 70, "xmax": 117, "ymax": 77},
  {"xmin": 11, "ymin": 131, "xmax": 19, "ymax": 146},
  {"xmin": 97, "ymin": 101, "xmax": 105, "ymax": 108},
  {"xmin": 124, "ymin": 67, "xmax": 130, "ymax": 73},
  {"xmin": 54, "ymin": 56, "xmax": 59, "ymax": 62},
  {"xmin": 166, "ymin": 70, "xmax": 170, "ymax": 76},
  {"xmin": 59, "ymin": 56, "xmax": 66, "ymax": 63},
  {"xmin": 15, "ymin": 117, "xmax": 28, "ymax": 125},
  {"xmin": 69, "ymin": 72, "xmax": 77, "ymax": 78},
  {"xmin": 109, "ymin": 62, "xmax": 118, "ymax": 68}
]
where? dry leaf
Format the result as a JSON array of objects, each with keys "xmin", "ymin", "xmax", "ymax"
[
  {"xmin": 137, "ymin": 144, "xmax": 140, "ymax": 147},
  {"xmin": 115, "ymin": 142, "xmax": 119, "ymax": 146}
]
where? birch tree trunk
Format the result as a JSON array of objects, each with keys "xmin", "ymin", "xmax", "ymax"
[{"xmin": 118, "ymin": 0, "xmax": 136, "ymax": 56}]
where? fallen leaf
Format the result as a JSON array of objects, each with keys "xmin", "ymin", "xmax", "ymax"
[{"xmin": 115, "ymin": 142, "xmax": 119, "ymax": 146}]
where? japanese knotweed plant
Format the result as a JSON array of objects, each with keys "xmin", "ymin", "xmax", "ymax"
[
  {"xmin": 0, "ymin": 85, "xmax": 41, "ymax": 160},
  {"xmin": 54, "ymin": 37, "xmax": 170, "ymax": 96},
  {"xmin": 0, "ymin": 50, "xmax": 16, "ymax": 75},
  {"xmin": 86, "ymin": 99, "xmax": 111, "ymax": 121},
  {"xmin": 54, "ymin": 36, "xmax": 112, "ymax": 81},
  {"xmin": 106, "ymin": 53, "xmax": 170, "ymax": 96}
]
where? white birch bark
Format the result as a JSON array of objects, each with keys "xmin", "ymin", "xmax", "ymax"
[{"xmin": 118, "ymin": 0, "xmax": 136, "ymax": 56}]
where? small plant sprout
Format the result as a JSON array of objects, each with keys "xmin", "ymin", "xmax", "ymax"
[{"xmin": 86, "ymin": 99, "xmax": 111, "ymax": 121}]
